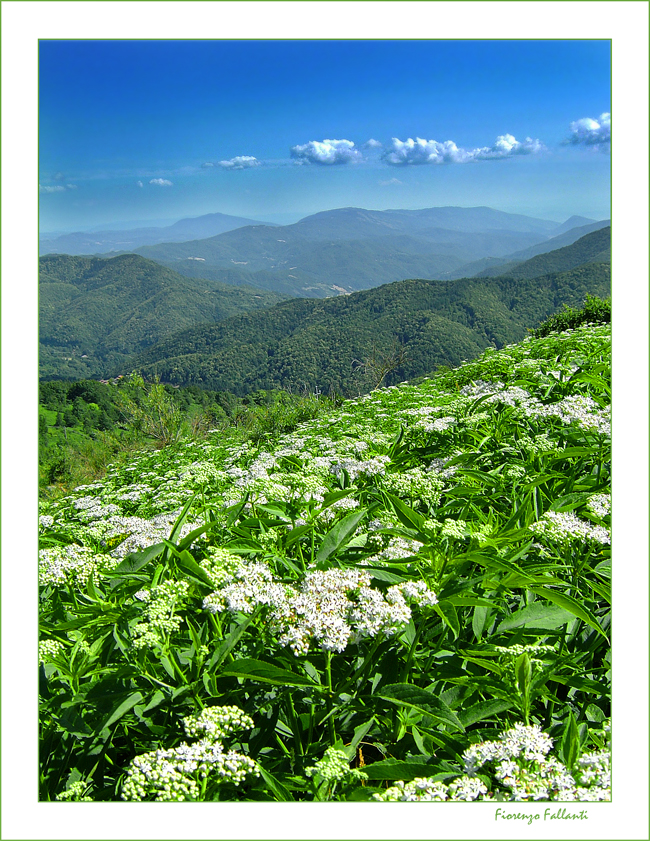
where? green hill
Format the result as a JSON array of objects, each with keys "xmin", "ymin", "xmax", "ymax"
[
  {"xmin": 443, "ymin": 219, "xmax": 610, "ymax": 280},
  {"xmin": 134, "ymin": 261, "xmax": 611, "ymax": 395},
  {"xmin": 474, "ymin": 226, "xmax": 610, "ymax": 279},
  {"xmin": 39, "ymin": 253, "xmax": 286, "ymax": 380}
]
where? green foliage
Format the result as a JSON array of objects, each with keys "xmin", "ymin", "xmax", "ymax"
[
  {"xmin": 534, "ymin": 294, "xmax": 611, "ymax": 338},
  {"xmin": 39, "ymin": 323, "xmax": 611, "ymax": 802},
  {"xmin": 116, "ymin": 374, "xmax": 188, "ymax": 447},
  {"xmin": 39, "ymin": 377, "xmax": 335, "ymax": 498}
]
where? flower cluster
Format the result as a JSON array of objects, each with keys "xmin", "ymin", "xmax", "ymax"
[
  {"xmin": 199, "ymin": 547, "xmax": 245, "ymax": 588},
  {"xmin": 132, "ymin": 580, "xmax": 190, "ymax": 649},
  {"xmin": 121, "ymin": 705, "xmax": 259, "ymax": 801},
  {"xmin": 56, "ymin": 781, "xmax": 93, "ymax": 801},
  {"xmin": 373, "ymin": 775, "xmax": 488, "ymax": 802},
  {"xmin": 586, "ymin": 493, "xmax": 611, "ymax": 519},
  {"xmin": 376, "ymin": 723, "xmax": 611, "ymax": 802},
  {"xmin": 530, "ymin": 511, "xmax": 611, "ymax": 546},
  {"xmin": 39, "ymin": 544, "xmax": 116, "ymax": 587},
  {"xmin": 305, "ymin": 746, "xmax": 367, "ymax": 784},
  {"xmin": 182, "ymin": 706, "xmax": 255, "ymax": 742},
  {"xmin": 203, "ymin": 563, "xmax": 437, "ymax": 655},
  {"xmin": 462, "ymin": 723, "xmax": 610, "ymax": 801},
  {"xmin": 39, "ymin": 638, "xmax": 64, "ymax": 663}
]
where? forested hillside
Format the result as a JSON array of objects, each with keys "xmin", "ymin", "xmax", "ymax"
[
  {"xmin": 39, "ymin": 254, "xmax": 285, "ymax": 380},
  {"xmin": 474, "ymin": 226, "xmax": 611, "ymax": 279},
  {"xmin": 441, "ymin": 219, "xmax": 610, "ymax": 280},
  {"xmin": 135, "ymin": 262, "xmax": 611, "ymax": 395}
]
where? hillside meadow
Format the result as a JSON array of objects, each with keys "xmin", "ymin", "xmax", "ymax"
[{"xmin": 39, "ymin": 310, "xmax": 611, "ymax": 802}]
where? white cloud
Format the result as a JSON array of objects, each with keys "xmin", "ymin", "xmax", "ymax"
[
  {"xmin": 290, "ymin": 138, "xmax": 362, "ymax": 165},
  {"xmin": 136, "ymin": 180, "xmax": 144, "ymax": 187},
  {"xmin": 566, "ymin": 112, "xmax": 611, "ymax": 150},
  {"xmin": 218, "ymin": 156, "xmax": 260, "ymax": 170},
  {"xmin": 66, "ymin": 184, "xmax": 77, "ymax": 189},
  {"xmin": 364, "ymin": 138, "xmax": 382, "ymax": 149},
  {"xmin": 39, "ymin": 184, "xmax": 66, "ymax": 193},
  {"xmin": 383, "ymin": 134, "xmax": 545, "ymax": 166},
  {"xmin": 149, "ymin": 178, "xmax": 173, "ymax": 186},
  {"xmin": 379, "ymin": 177, "xmax": 403, "ymax": 186},
  {"xmin": 201, "ymin": 162, "xmax": 214, "ymax": 168}
]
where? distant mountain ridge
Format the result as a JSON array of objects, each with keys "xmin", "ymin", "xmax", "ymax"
[
  {"xmin": 473, "ymin": 226, "xmax": 610, "ymax": 279},
  {"xmin": 443, "ymin": 220, "xmax": 610, "ymax": 280},
  {"xmin": 131, "ymin": 205, "xmax": 572, "ymax": 298},
  {"xmin": 39, "ymin": 212, "xmax": 275, "ymax": 255}
]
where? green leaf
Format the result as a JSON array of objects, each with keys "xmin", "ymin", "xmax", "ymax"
[
  {"xmin": 457, "ymin": 699, "xmax": 513, "ymax": 728},
  {"xmin": 496, "ymin": 603, "xmax": 575, "ymax": 633},
  {"xmin": 472, "ymin": 605, "xmax": 490, "ymax": 641},
  {"xmin": 549, "ymin": 674, "xmax": 607, "ymax": 695},
  {"xmin": 107, "ymin": 542, "xmax": 165, "ymax": 584},
  {"xmin": 561, "ymin": 711, "xmax": 580, "ymax": 770},
  {"xmin": 220, "ymin": 658, "xmax": 318, "ymax": 688},
  {"xmin": 208, "ymin": 615, "xmax": 254, "ymax": 672},
  {"xmin": 315, "ymin": 508, "xmax": 367, "ymax": 563},
  {"xmin": 434, "ymin": 602, "xmax": 460, "ymax": 639},
  {"xmin": 378, "ymin": 684, "xmax": 465, "ymax": 732},
  {"xmin": 362, "ymin": 567, "xmax": 406, "ymax": 584},
  {"xmin": 446, "ymin": 595, "xmax": 497, "ymax": 608},
  {"xmin": 258, "ymin": 767, "xmax": 294, "ymax": 801},
  {"xmin": 175, "ymin": 549, "xmax": 215, "ymax": 587},
  {"xmin": 549, "ymin": 493, "xmax": 593, "ymax": 512},
  {"xmin": 515, "ymin": 653, "xmax": 532, "ymax": 698},
  {"xmin": 97, "ymin": 691, "xmax": 144, "ymax": 734},
  {"xmin": 530, "ymin": 586, "xmax": 608, "ymax": 639},
  {"xmin": 349, "ymin": 718, "xmax": 376, "ymax": 753},
  {"xmin": 362, "ymin": 758, "xmax": 446, "ymax": 781},
  {"xmin": 385, "ymin": 493, "xmax": 427, "ymax": 534},
  {"xmin": 168, "ymin": 495, "xmax": 197, "ymax": 545}
]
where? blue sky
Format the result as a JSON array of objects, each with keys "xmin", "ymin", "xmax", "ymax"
[{"xmin": 39, "ymin": 39, "xmax": 611, "ymax": 231}]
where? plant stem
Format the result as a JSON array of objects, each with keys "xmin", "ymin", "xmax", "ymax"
[{"xmin": 325, "ymin": 651, "xmax": 336, "ymax": 745}]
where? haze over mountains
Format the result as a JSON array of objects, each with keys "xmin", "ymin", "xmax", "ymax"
[
  {"xmin": 38, "ymin": 212, "xmax": 275, "ymax": 255},
  {"xmin": 131, "ymin": 205, "xmax": 602, "ymax": 298},
  {"xmin": 39, "ymin": 204, "xmax": 609, "ymax": 299}
]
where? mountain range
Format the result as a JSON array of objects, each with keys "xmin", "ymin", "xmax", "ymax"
[
  {"xmin": 38, "ymin": 212, "xmax": 275, "ymax": 255},
  {"xmin": 39, "ymin": 205, "xmax": 611, "ymax": 389},
  {"xmin": 127, "ymin": 206, "xmax": 606, "ymax": 298}
]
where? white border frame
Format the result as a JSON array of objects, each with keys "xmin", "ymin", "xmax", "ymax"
[{"xmin": 2, "ymin": 3, "xmax": 648, "ymax": 839}]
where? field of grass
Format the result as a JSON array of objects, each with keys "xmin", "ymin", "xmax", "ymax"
[{"xmin": 39, "ymin": 320, "xmax": 611, "ymax": 802}]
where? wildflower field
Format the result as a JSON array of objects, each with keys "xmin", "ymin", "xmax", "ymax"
[{"xmin": 39, "ymin": 320, "xmax": 611, "ymax": 803}]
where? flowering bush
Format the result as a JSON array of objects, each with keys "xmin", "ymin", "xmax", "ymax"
[{"xmin": 39, "ymin": 323, "xmax": 611, "ymax": 801}]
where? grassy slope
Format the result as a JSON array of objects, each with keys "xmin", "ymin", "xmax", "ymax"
[{"xmin": 38, "ymin": 320, "xmax": 611, "ymax": 802}]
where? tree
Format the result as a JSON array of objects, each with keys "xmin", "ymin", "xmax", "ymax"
[{"xmin": 352, "ymin": 340, "xmax": 408, "ymax": 391}]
